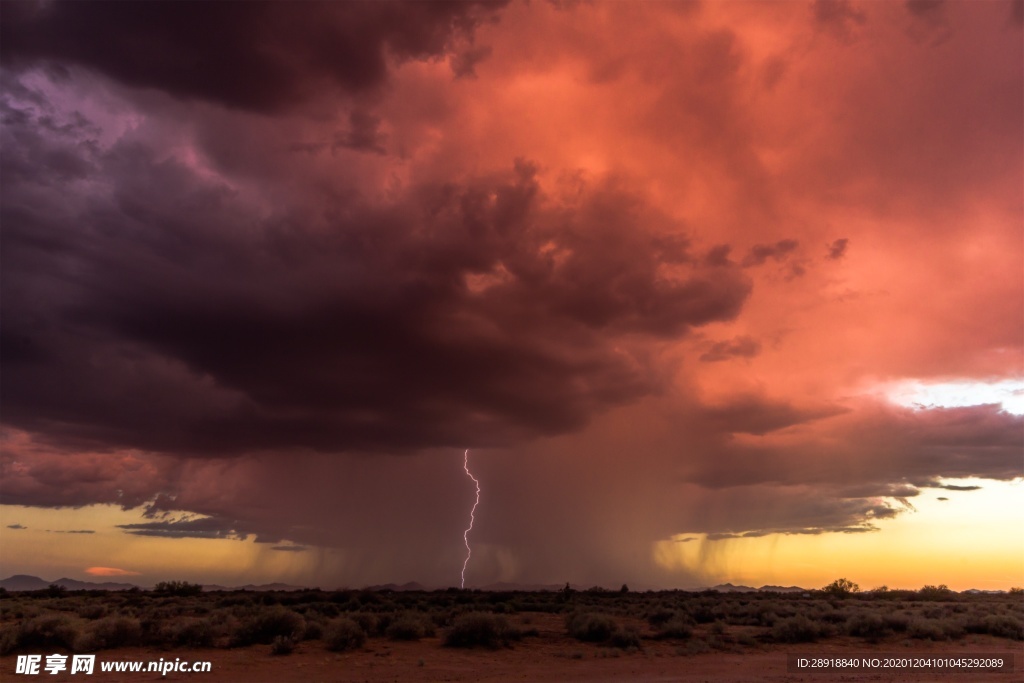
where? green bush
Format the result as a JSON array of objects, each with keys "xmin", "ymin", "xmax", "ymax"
[
  {"xmin": 444, "ymin": 613, "xmax": 520, "ymax": 648},
  {"xmin": 325, "ymin": 617, "xmax": 366, "ymax": 652}
]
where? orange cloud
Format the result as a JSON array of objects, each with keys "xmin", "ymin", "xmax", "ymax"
[{"xmin": 85, "ymin": 567, "xmax": 141, "ymax": 577}]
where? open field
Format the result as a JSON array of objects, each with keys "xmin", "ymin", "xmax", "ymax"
[{"xmin": 2, "ymin": 586, "xmax": 1021, "ymax": 681}]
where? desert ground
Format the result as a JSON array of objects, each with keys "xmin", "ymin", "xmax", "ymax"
[{"xmin": 2, "ymin": 586, "xmax": 1021, "ymax": 682}]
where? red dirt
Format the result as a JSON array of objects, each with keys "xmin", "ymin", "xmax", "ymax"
[{"xmin": 3, "ymin": 614, "xmax": 1020, "ymax": 683}]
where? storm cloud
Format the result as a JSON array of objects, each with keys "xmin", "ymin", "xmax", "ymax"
[{"xmin": 0, "ymin": 0, "xmax": 1020, "ymax": 590}]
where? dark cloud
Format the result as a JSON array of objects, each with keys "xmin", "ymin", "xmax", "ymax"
[
  {"xmin": 928, "ymin": 483, "xmax": 982, "ymax": 491},
  {"xmin": 0, "ymin": 433, "xmax": 170, "ymax": 509},
  {"xmin": 0, "ymin": 85, "xmax": 750, "ymax": 457},
  {"xmin": 706, "ymin": 525, "xmax": 878, "ymax": 540},
  {"xmin": 906, "ymin": 0, "xmax": 945, "ymax": 20},
  {"xmin": 695, "ymin": 395, "xmax": 846, "ymax": 435},
  {"xmin": 682, "ymin": 403, "xmax": 1023, "ymax": 491},
  {"xmin": 451, "ymin": 45, "xmax": 494, "ymax": 79},
  {"xmin": 117, "ymin": 516, "xmax": 248, "ymax": 540},
  {"xmin": 7, "ymin": 524, "xmax": 27, "ymax": 530},
  {"xmin": 704, "ymin": 244, "xmax": 733, "ymax": 267},
  {"xmin": 699, "ymin": 336, "xmax": 761, "ymax": 363},
  {"xmin": 54, "ymin": 530, "xmax": 95, "ymax": 534},
  {"xmin": 826, "ymin": 238, "xmax": 849, "ymax": 260},
  {"xmin": 334, "ymin": 109, "xmax": 387, "ymax": 155},
  {"xmin": 904, "ymin": 0, "xmax": 952, "ymax": 45},
  {"xmin": 813, "ymin": 0, "xmax": 867, "ymax": 40},
  {"xmin": 741, "ymin": 239, "xmax": 799, "ymax": 267},
  {"xmin": 0, "ymin": 1, "xmax": 506, "ymax": 112}
]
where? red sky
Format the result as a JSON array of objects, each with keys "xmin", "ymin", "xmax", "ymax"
[{"xmin": 1, "ymin": 0, "xmax": 1021, "ymax": 590}]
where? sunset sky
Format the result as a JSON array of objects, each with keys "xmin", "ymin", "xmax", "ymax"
[{"xmin": 1, "ymin": 0, "xmax": 1021, "ymax": 592}]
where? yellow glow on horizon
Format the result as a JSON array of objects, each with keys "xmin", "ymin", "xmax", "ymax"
[
  {"xmin": 0, "ymin": 504, "xmax": 325, "ymax": 587},
  {"xmin": 654, "ymin": 478, "xmax": 1024, "ymax": 591}
]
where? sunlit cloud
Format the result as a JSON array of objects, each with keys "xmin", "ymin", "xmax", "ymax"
[
  {"xmin": 85, "ymin": 566, "xmax": 141, "ymax": 577},
  {"xmin": 883, "ymin": 379, "xmax": 1024, "ymax": 415}
]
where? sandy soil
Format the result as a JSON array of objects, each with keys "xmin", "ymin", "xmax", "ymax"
[{"xmin": 4, "ymin": 614, "xmax": 1020, "ymax": 682}]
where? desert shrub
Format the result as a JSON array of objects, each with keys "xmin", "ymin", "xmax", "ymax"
[
  {"xmin": 444, "ymin": 612, "xmax": 520, "ymax": 648},
  {"xmin": 77, "ymin": 604, "xmax": 108, "ymax": 620},
  {"xmin": 917, "ymin": 585, "xmax": 953, "ymax": 601},
  {"xmin": 677, "ymin": 639, "xmax": 711, "ymax": 656},
  {"xmin": 153, "ymin": 581, "xmax": 203, "ymax": 597},
  {"xmin": 845, "ymin": 612, "xmax": 907, "ymax": 640},
  {"xmin": 301, "ymin": 618, "xmax": 323, "ymax": 641},
  {"xmin": 819, "ymin": 608, "xmax": 851, "ymax": 624},
  {"xmin": 82, "ymin": 616, "xmax": 142, "ymax": 650},
  {"xmin": 688, "ymin": 600, "xmax": 720, "ymax": 624},
  {"xmin": 566, "ymin": 612, "xmax": 618, "ymax": 643},
  {"xmin": 907, "ymin": 618, "xmax": 962, "ymax": 640},
  {"xmin": 302, "ymin": 602, "xmax": 340, "ymax": 618},
  {"xmin": 165, "ymin": 617, "xmax": 216, "ymax": 648},
  {"xmin": 231, "ymin": 607, "xmax": 305, "ymax": 647},
  {"xmin": 771, "ymin": 615, "xmax": 824, "ymax": 643},
  {"xmin": 386, "ymin": 613, "xmax": 435, "ymax": 641},
  {"xmin": 656, "ymin": 614, "xmax": 694, "ymax": 640},
  {"xmin": 349, "ymin": 612, "xmax": 378, "ymax": 635},
  {"xmin": 882, "ymin": 613, "xmax": 909, "ymax": 632},
  {"xmin": 19, "ymin": 614, "xmax": 80, "ymax": 651},
  {"xmin": 609, "ymin": 626, "xmax": 642, "ymax": 650},
  {"xmin": 822, "ymin": 578, "xmax": 859, "ymax": 599},
  {"xmin": 921, "ymin": 604, "xmax": 948, "ymax": 619},
  {"xmin": 646, "ymin": 608, "xmax": 676, "ymax": 627},
  {"xmin": 965, "ymin": 615, "xmax": 1023, "ymax": 640},
  {"xmin": 0, "ymin": 625, "xmax": 20, "ymax": 655},
  {"xmin": 371, "ymin": 612, "xmax": 394, "ymax": 636},
  {"xmin": 325, "ymin": 617, "xmax": 366, "ymax": 652},
  {"xmin": 270, "ymin": 635, "xmax": 295, "ymax": 655}
]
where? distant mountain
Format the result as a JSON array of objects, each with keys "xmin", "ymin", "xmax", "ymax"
[
  {"xmin": 54, "ymin": 577, "xmax": 138, "ymax": 591},
  {"xmin": 364, "ymin": 582, "xmax": 428, "ymax": 592},
  {"xmin": 707, "ymin": 583, "xmax": 757, "ymax": 593},
  {"xmin": 0, "ymin": 575, "xmax": 51, "ymax": 591},
  {"xmin": 200, "ymin": 582, "xmax": 311, "ymax": 592},
  {"xmin": 479, "ymin": 582, "xmax": 564, "ymax": 592},
  {"xmin": 0, "ymin": 575, "xmax": 137, "ymax": 591},
  {"xmin": 758, "ymin": 585, "xmax": 807, "ymax": 593},
  {"xmin": 231, "ymin": 582, "xmax": 311, "ymax": 592},
  {"xmin": 1, "ymin": 575, "xmax": 312, "ymax": 592}
]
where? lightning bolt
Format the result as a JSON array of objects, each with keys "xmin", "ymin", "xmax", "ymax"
[{"xmin": 460, "ymin": 448, "xmax": 480, "ymax": 589}]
